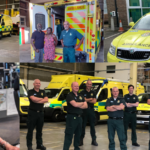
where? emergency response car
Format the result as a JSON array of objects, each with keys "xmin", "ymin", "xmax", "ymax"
[
  {"xmin": 0, "ymin": 14, "xmax": 13, "ymax": 39},
  {"xmin": 107, "ymin": 13, "xmax": 150, "ymax": 62},
  {"xmin": 136, "ymin": 93, "xmax": 150, "ymax": 125},
  {"xmin": 62, "ymin": 79, "xmax": 145, "ymax": 124},
  {"xmin": 29, "ymin": 0, "xmax": 102, "ymax": 62}
]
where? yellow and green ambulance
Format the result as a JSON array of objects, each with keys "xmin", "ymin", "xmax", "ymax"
[{"xmin": 29, "ymin": 0, "xmax": 102, "ymax": 62}]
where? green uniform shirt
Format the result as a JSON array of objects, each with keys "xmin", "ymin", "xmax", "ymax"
[
  {"xmin": 28, "ymin": 89, "xmax": 46, "ymax": 111},
  {"xmin": 124, "ymin": 94, "xmax": 139, "ymax": 112},
  {"xmin": 66, "ymin": 92, "xmax": 85, "ymax": 115},
  {"xmin": 105, "ymin": 97, "xmax": 126, "ymax": 118},
  {"xmin": 80, "ymin": 89, "xmax": 96, "ymax": 109}
]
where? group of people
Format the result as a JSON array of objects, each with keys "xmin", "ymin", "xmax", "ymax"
[
  {"xmin": 26, "ymin": 79, "xmax": 149, "ymax": 150},
  {"xmin": 31, "ymin": 21, "xmax": 84, "ymax": 63}
]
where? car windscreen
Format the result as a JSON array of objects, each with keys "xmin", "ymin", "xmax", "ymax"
[
  {"xmin": 79, "ymin": 82, "xmax": 102, "ymax": 94},
  {"xmin": 132, "ymin": 15, "xmax": 150, "ymax": 30},
  {"xmin": 138, "ymin": 94, "xmax": 150, "ymax": 103},
  {"xmin": 45, "ymin": 89, "xmax": 61, "ymax": 98},
  {"xmin": 20, "ymin": 84, "xmax": 28, "ymax": 97}
]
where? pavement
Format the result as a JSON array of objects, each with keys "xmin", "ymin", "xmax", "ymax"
[
  {"xmin": 0, "ymin": 35, "xmax": 19, "ymax": 62},
  {"xmin": 20, "ymin": 121, "xmax": 149, "ymax": 150},
  {"xmin": 104, "ymin": 25, "xmax": 129, "ymax": 62}
]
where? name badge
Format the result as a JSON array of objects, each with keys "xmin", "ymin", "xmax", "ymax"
[
  {"xmin": 34, "ymin": 93, "xmax": 36, "ymax": 95},
  {"xmin": 91, "ymin": 93, "xmax": 93, "ymax": 96}
]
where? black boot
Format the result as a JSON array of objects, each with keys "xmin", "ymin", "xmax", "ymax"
[
  {"xmin": 36, "ymin": 145, "xmax": 46, "ymax": 150},
  {"xmin": 91, "ymin": 140, "xmax": 98, "ymax": 146},
  {"xmin": 132, "ymin": 143, "xmax": 140, "ymax": 147},
  {"xmin": 28, "ymin": 147, "xmax": 33, "ymax": 150}
]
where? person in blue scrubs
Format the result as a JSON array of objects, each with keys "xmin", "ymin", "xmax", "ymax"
[{"xmin": 60, "ymin": 21, "xmax": 84, "ymax": 63}]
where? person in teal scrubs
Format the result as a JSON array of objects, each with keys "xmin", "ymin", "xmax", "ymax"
[{"xmin": 60, "ymin": 21, "xmax": 84, "ymax": 63}]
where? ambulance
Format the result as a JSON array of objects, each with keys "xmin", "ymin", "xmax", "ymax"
[
  {"xmin": 19, "ymin": 79, "xmax": 29, "ymax": 122},
  {"xmin": 62, "ymin": 78, "xmax": 145, "ymax": 124},
  {"xmin": 107, "ymin": 13, "xmax": 150, "ymax": 62},
  {"xmin": 44, "ymin": 74, "xmax": 104, "ymax": 121},
  {"xmin": 29, "ymin": 0, "xmax": 102, "ymax": 62},
  {"xmin": 0, "ymin": 14, "xmax": 13, "ymax": 39}
]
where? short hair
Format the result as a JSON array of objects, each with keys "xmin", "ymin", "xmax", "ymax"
[
  {"xmin": 128, "ymin": 84, "xmax": 134, "ymax": 89},
  {"xmin": 47, "ymin": 27, "xmax": 52, "ymax": 32},
  {"xmin": 112, "ymin": 87, "xmax": 118, "ymax": 91},
  {"xmin": 33, "ymin": 79, "xmax": 40, "ymax": 83},
  {"xmin": 37, "ymin": 23, "xmax": 42, "ymax": 27}
]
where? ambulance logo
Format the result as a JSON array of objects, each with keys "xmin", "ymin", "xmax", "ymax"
[
  {"xmin": 141, "ymin": 32, "xmax": 150, "ymax": 37},
  {"xmin": 91, "ymin": 93, "xmax": 93, "ymax": 96},
  {"xmin": 133, "ymin": 97, "xmax": 135, "ymax": 99},
  {"xmin": 117, "ymin": 100, "xmax": 120, "ymax": 103},
  {"xmin": 79, "ymin": 96, "xmax": 82, "ymax": 100},
  {"xmin": 41, "ymin": 93, "xmax": 43, "ymax": 96}
]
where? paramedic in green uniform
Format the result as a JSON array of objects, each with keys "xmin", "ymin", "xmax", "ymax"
[
  {"xmin": 79, "ymin": 80, "xmax": 98, "ymax": 146},
  {"xmin": 105, "ymin": 87, "xmax": 127, "ymax": 150},
  {"xmin": 60, "ymin": 21, "xmax": 84, "ymax": 63},
  {"xmin": 26, "ymin": 79, "xmax": 48, "ymax": 150},
  {"xmin": 63, "ymin": 82, "xmax": 88, "ymax": 150},
  {"xmin": 124, "ymin": 85, "xmax": 140, "ymax": 147},
  {"xmin": 147, "ymin": 97, "xmax": 150, "ymax": 150}
]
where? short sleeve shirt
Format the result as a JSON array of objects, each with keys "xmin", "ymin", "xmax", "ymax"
[
  {"xmin": 124, "ymin": 94, "xmax": 139, "ymax": 112},
  {"xmin": 31, "ymin": 30, "xmax": 45, "ymax": 49},
  {"xmin": 60, "ymin": 28, "xmax": 83, "ymax": 46},
  {"xmin": 105, "ymin": 97, "xmax": 126, "ymax": 118},
  {"xmin": 66, "ymin": 92, "xmax": 85, "ymax": 115},
  {"xmin": 28, "ymin": 89, "xmax": 47, "ymax": 111},
  {"xmin": 80, "ymin": 89, "xmax": 96, "ymax": 109}
]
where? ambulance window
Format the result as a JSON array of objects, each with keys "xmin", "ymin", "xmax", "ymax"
[
  {"xmin": 97, "ymin": 88, "xmax": 108, "ymax": 102},
  {"xmin": 59, "ymin": 89, "xmax": 70, "ymax": 101},
  {"xmin": 110, "ymin": 89, "xmax": 123, "ymax": 97},
  {"xmin": 138, "ymin": 94, "xmax": 149, "ymax": 103},
  {"xmin": 35, "ymin": 14, "xmax": 45, "ymax": 30}
]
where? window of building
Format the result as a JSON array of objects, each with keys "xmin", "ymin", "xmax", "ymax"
[
  {"xmin": 97, "ymin": 88, "xmax": 108, "ymax": 102},
  {"xmin": 129, "ymin": 9, "xmax": 141, "ymax": 22},
  {"xmin": 20, "ymin": 16, "xmax": 26, "ymax": 27},
  {"xmin": 35, "ymin": 14, "xmax": 45, "ymax": 30},
  {"xmin": 142, "ymin": 0, "xmax": 150, "ymax": 7},
  {"xmin": 107, "ymin": 65, "xmax": 115, "ymax": 73},
  {"xmin": 129, "ymin": 0, "xmax": 140, "ymax": 6}
]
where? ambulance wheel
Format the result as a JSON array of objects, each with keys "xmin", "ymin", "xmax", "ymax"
[
  {"xmin": 0, "ymin": 33, "xmax": 2, "ymax": 40},
  {"xmin": 52, "ymin": 110, "xmax": 62, "ymax": 122},
  {"xmin": 95, "ymin": 113, "xmax": 99, "ymax": 126}
]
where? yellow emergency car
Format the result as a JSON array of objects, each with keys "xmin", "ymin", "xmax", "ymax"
[
  {"xmin": 30, "ymin": 0, "xmax": 102, "ymax": 62},
  {"xmin": 62, "ymin": 79, "xmax": 145, "ymax": 124},
  {"xmin": 107, "ymin": 13, "xmax": 150, "ymax": 62},
  {"xmin": 19, "ymin": 79, "xmax": 29, "ymax": 122},
  {"xmin": 0, "ymin": 14, "xmax": 13, "ymax": 39}
]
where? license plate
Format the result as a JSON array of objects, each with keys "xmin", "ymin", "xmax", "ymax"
[{"xmin": 137, "ymin": 120, "xmax": 144, "ymax": 124}]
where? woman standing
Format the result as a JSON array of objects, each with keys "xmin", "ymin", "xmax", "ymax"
[{"xmin": 44, "ymin": 27, "xmax": 58, "ymax": 63}]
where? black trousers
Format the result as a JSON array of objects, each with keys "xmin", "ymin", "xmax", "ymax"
[{"xmin": 26, "ymin": 110, "xmax": 44, "ymax": 147}]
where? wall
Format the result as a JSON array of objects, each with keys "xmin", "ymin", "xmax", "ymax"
[
  {"xmin": 19, "ymin": 27, "xmax": 30, "ymax": 45},
  {"xmin": 106, "ymin": 0, "xmax": 128, "ymax": 27},
  {"xmin": 95, "ymin": 63, "xmax": 130, "ymax": 81}
]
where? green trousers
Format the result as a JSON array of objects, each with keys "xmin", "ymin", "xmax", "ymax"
[
  {"xmin": 81, "ymin": 109, "xmax": 96, "ymax": 141},
  {"xmin": 63, "ymin": 47, "xmax": 75, "ymax": 63},
  {"xmin": 63, "ymin": 114, "xmax": 82, "ymax": 150},
  {"xmin": 123, "ymin": 112, "xmax": 137, "ymax": 143},
  {"xmin": 107, "ymin": 119, "xmax": 127, "ymax": 150},
  {"xmin": 26, "ymin": 110, "xmax": 44, "ymax": 147}
]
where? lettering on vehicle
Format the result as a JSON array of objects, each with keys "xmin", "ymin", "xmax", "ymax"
[
  {"xmin": 122, "ymin": 43, "xmax": 150, "ymax": 47},
  {"xmin": 129, "ymin": 30, "xmax": 138, "ymax": 32},
  {"xmin": 67, "ymin": 5, "xmax": 85, "ymax": 11},
  {"xmin": 141, "ymin": 32, "xmax": 150, "ymax": 37}
]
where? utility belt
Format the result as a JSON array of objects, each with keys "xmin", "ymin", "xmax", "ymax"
[
  {"xmin": 125, "ymin": 111, "xmax": 136, "ymax": 114},
  {"xmin": 64, "ymin": 45, "xmax": 74, "ymax": 48},
  {"xmin": 109, "ymin": 117, "xmax": 123, "ymax": 120},
  {"xmin": 29, "ymin": 108, "xmax": 44, "ymax": 113},
  {"xmin": 68, "ymin": 113, "xmax": 81, "ymax": 117}
]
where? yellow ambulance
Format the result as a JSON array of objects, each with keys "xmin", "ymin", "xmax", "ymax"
[
  {"xmin": 29, "ymin": 0, "xmax": 102, "ymax": 62},
  {"xmin": 44, "ymin": 74, "xmax": 104, "ymax": 121},
  {"xmin": 19, "ymin": 79, "xmax": 29, "ymax": 122},
  {"xmin": 0, "ymin": 14, "xmax": 13, "ymax": 39},
  {"xmin": 107, "ymin": 13, "xmax": 150, "ymax": 62},
  {"xmin": 62, "ymin": 78, "xmax": 145, "ymax": 124}
]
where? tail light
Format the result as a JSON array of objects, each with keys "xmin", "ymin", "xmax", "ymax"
[
  {"xmin": 53, "ymin": 2, "xmax": 58, "ymax": 5},
  {"xmin": 92, "ymin": 34, "xmax": 95, "ymax": 37}
]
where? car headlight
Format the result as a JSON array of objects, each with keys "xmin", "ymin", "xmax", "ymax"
[
  {"xmin": 109, "ymin": 43, "xmax": 116, "ymax": 56},
  {"xmin": 44, "ymin": 102, "xmax": 50, "ymax": 107}
]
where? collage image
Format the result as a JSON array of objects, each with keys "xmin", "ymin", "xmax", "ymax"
[{"xmin": 0, "ymin": 0, "xmax": 150, "ymax": 150}]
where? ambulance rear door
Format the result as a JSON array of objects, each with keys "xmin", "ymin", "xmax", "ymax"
[
  {"xmin": 65, "ymin": 3, "xmax": 87, "ymax": 55},
  {"xmin": 29, "ymin": 3, "xmax": 49, "ymax": 60}
]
